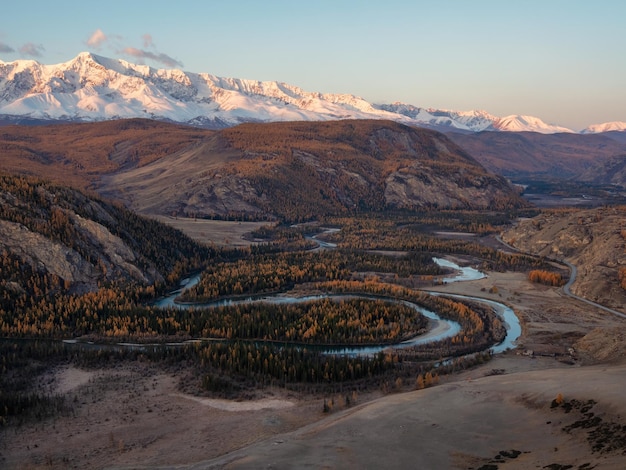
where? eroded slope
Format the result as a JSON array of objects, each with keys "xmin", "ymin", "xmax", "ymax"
[{"xmin": 502, "ymin": 206, "xmax": 626, "ymax": 312}]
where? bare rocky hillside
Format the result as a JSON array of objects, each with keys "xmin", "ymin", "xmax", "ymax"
[{"xmin": 502, "ymin": 206, "xmax": 626, "ymax": 311}]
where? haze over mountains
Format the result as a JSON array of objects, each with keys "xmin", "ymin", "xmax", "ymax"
[
  {"xmin": 447, "ymin": 131, "xmax": 626, "ymax": 179},
  {"xmin": 1, "ymin": 52, "xmax": 624, "ymax": 134}
]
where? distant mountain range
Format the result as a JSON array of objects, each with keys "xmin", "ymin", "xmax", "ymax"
[{"xmin": 1, "ymin": 52, "xmax": 623, "ymax": 134}]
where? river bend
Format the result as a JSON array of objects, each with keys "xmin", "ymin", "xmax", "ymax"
[{"xmin": 151, "ymin": 257, "xmax": 519, "ymax": 357}]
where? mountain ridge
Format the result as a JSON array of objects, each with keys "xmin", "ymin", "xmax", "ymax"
[
  {"xmin": 1, "ymin": 52, "xmax": 622, "ymax": 134},
  {"xmin": 0, "ymin": 118, "xmax": 528, "ymax": 220},
  {"xmin": 96, "ymin": 119, "xmax": 529, "ymax": 220},
  {"xmin": 447, "ymin": 130, "xmax": 626, "ymax": 180}
]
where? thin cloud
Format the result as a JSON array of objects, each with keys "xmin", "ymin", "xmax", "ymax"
[
  {"xmin": 122, "ymin": 47, "xmax": 183, "ymax": 68},
  {"xmin": 84, "ymin": 30, "xmax": 183, "ymax": 68},
  {"xmin": 86, "ymin": 29, "xmax": 108, "ymax": 49},
  {"xmin": 19, "ymin": 43, "xmax": 45, "ymax": 57},
  {"xmin": 0, "ymin": 42, "xmax": 15, "ymax": 53},
  {"xmin": 142, "ymin": 34, "xmax": 153, "ymax": 48}
]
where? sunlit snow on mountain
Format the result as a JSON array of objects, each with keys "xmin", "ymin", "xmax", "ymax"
[{"xmin": 0, "ymin": 53, "xmax": 623, "ymax": 134}]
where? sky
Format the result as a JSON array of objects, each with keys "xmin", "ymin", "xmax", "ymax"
[{"xmin": 0, "ymin": 0, "xmax": 624, "ymax": 131}]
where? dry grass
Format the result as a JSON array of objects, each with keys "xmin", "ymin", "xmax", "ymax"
[
  {"xmin": 148, "ymin": 216, "xmax": 270, "ymax": 247},
  {"xmin": 0, "ymin": 119, "xmax": 213, "ymax": 189}
]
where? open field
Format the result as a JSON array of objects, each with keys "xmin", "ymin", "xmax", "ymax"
[
  {"xmin": 206, "ymin": 362, "xmax": 626, "ymax": 469},
  {"xmin": 3, "ymin": 262, "xmax": 625, "ymax": 469},
  {"xmin": 147, "ymin": 217, "xmax": 271, "ymax": 247}
]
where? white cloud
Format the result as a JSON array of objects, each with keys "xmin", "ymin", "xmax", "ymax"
[{"xmin": 86, "ymin": 29, "xmax": 108, "ymax": 49}]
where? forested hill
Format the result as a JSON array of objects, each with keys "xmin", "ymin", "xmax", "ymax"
[
  {"xmin": 0, "ymin": 118, "xmax": 528, "ymax": 222},
  {"xmin": 0, "ymin": 173, "xmax": 210, "ymax": 299},
  {"xmin": 100, "ymin": 120, "xmax": 529, "ymax": 221}
]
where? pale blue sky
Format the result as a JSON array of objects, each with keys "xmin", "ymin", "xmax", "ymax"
[{"xmin": 1, "ymin": 0, "xmax": 624, "ymax": 130}]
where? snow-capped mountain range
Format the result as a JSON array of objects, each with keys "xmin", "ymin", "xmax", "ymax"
[{"xmin": 0, "ymin": 52, "xmax": 623, "ymax": 134}]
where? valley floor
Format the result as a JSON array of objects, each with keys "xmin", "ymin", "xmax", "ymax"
[{"xmin": 3, "ymin": 267, "xmax": 626, "ymax": 469}]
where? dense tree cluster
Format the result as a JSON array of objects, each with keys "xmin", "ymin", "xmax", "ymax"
[
  {"xmin": 0, "ymin": 340, "xmax": 68, "ymax": 425},
  {"xmin": 179, "ymin": 251, "xmax": 349, "ymax": 301},
  {"xmin": 194, "ymin": 298, "xmax": 428, "ymax": 345},
  {"xmin": 197, "ymin": 341, "xmax": 398, "ymax": 388},
  {"xmin": 247, "ymin": 224, "xmax": 318, "ymax": 251},
  {"xmin": 317, "ymin": 280, "xmax": 506, "ymax": 358},
  {"xmin": 179, "ymin": 249, "xmax": 443, "ymax": 303},
  {"xmin": 528, "ymin": 269, "xmax": 565, "ymax": 286}
]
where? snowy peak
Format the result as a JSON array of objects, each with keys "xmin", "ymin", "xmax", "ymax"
[
  {"xmin": 374, "ymin": 103, "xmax": 497, "ymax": 132},
  {"xmin": 493, "ymin": 115, "xmax": 574, "ymax": 134},
  {"xmin": 0, "ymin": 53, "xmax": 615, "ymax": 134},
  {"xmin": 581, "ymin": 121, "xmax": 626, "ymax": 134}
]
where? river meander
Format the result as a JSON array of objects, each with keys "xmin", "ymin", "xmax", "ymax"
[{"xmin": 145, "ymin": 257, "xmax": 519, "ymax": 357}]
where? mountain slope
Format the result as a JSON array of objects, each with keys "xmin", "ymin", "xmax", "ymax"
[
  {"xmin": 582, "ymin": 122, "xmax": 626, "ymax": 134},
  {"xmin": 97, "ymin": 120, "xmax": 528, "ymax": 221},
  {"xmin": 492, "ymin": 115, "xmax": 573, "ymax": 134},
  {"xmin": 502, "ymin": 206, "xmax": 626, "ymax": 312},
  {"xmin": 447, "ymin": 130, "xmax": 626, "ymax": 179},
  {"xmin": 0, "ymin": 119, "xmax": 213, "ymax": 189},
  {"xmin": 0, "ymin": 173, "xmax": 209, "ymax": 295},
  {"xmin": 0, "ymin": 52, "xmax": 578, "ymax": 133},
  {"xmin": 578, "ymin": 153, "xmax": 626, "ymax": 186}
]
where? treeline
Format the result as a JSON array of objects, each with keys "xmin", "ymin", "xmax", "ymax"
[
  {"xmin": 0, "ymin": 277, "xmax": 502, "ymax": 363},
  {"xmin": 237, "ymin": 229, "xmax": 321, "ymax": 256},
  {"xmin": 197, "ymin": 341, "xmax": 398, "ymax": 388},
  {"xmin": 192, "ymin": 298, "xmax": 428, "ymax": 345},
  {"xmin": 362, "ymin": 209, "xmax": 539, "ymax": 234},
  {"xmin": 179, "ymin": 251, "xmax": 350, "ymax": 302},
  {"xmin": 247, "ymin": 224, "xmax": 318, "ymax": 251},
  {"xmin": 1, "ymin": 288, "xmax": 428, "ymax": 346},
  {"xmin": 0, "ymin": 340, "xmax": 69, "ymax": 425},
  {"xmin": 1, "ymin": 335, "xmax": 500, "ymax": 426}
]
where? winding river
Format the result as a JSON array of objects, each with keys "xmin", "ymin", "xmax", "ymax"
[{"xmin": 147, "ymin": 256, "xmax": 519, "ymax": 357}]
